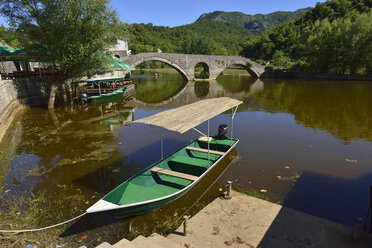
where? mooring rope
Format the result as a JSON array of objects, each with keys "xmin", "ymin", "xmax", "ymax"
[
  {"xmin": 0, "ymin": 212, "xmax": 87, "ymax": 233},
  {"xmin": 0, "ymin": 153, "xmax": 238, "ymax": 233}
]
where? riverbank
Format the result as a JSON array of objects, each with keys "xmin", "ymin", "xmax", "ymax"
[
  {"xmin": 99, "ymin": 190, "xmax": 372, "ymax": 248},
  {"xmin": 0, "ymin": 77, "xmax": 72, "ymax": 143},
  {"xmin": 0, "ymin": 100, "xmax": 26, "ymax": 142},
  {"xmin": 261, "ymin": 68, "xmax": 372, "ymax": 81}
]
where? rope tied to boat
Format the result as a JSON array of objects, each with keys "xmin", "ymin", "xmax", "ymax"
[{"xmin": 0, "ymin": 212, "xmax": 87, "ymax": 233}]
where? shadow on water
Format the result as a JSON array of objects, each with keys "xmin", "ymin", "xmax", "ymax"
[
  {"xmin": 255, "ymin": 170, "xmax": 372, "ymax": 247},
  {"xmin": 282, "ymin": 171, "xmax": 372, "ymax": 228},
  {"xmin": 60, "ymin": 212, "xmax": 127, "ymax": 238}
]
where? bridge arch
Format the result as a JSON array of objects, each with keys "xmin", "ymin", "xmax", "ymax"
[
  {"xmin": 122, "ymin": 53, "xmax": 266, "ymax": 80},
  {"xmin": 194, "ymin": 62, "xmax": 210, "ymax": 79},
  {"xmin": 214, "ymin": 62, "xmax": 260, "ymax": 79},
  {"xmin": 129, "ymin": 56, "xmax": 190, "ymax": 81}
]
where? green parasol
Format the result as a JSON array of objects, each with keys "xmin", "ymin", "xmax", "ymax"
[{"xmin": 100, "ymin": 54, "xmax": 135, "ymax": 72}]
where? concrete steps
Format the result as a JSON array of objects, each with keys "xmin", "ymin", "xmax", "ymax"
[
  {"xmin": 146, "ymin": 233, "xmax": 184, "ymax": 248},
  {"xmin": 113, "ymin": 238, "xmax": 136, "ymax": 248},
  {"xmin": 95, "ymin": 233, "xmax": 184, "ymax": 248}
]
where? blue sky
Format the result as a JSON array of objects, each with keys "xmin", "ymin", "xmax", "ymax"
[
  {"xmin": 0, "ymin": 0, "xmax": 325, "ymax": 27},
  {"xmin": 111, "ymin": 0, "xmax": 325, "ymax": 27}
]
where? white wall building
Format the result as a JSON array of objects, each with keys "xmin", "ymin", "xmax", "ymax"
[{"xmin": 108, "ymin": 39, "xmax": 131, "ymax": 58}]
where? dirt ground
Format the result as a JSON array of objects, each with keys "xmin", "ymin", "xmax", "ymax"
[{"xmin": 167, "ymin": 190, "xmax": 372, "ymax": 248}]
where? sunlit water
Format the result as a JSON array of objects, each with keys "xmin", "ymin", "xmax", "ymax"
[{"xmin": 1, "ymin": 72, "xmax": 372, "ymax": 244}]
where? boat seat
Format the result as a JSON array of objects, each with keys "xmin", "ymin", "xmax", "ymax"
[
  {"xmin": 151, "ymin": 167, "xmax": 198, "ymax": 181},
  {"xmin": 186, "ymin": 146, "xmax": 225, "ymax": 156},
  {"xmin": 169, "ymin": 156, "xmax": 211, "ymax": 168},
  {"xmin": 198, "ymin": 137, "xmax": 236, "ymax": 148},
  {"xmin": 198, "ymin": 136, "xmax": 212, "ymax": 142}
]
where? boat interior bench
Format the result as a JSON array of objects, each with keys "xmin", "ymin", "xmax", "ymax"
[
  {"xmin": 197, "ymin": 137, "xmax": 234, "ymax": 151},
  {"xmin": 151, "ymin": 167, "xmax": 198, "ymax": 181},
  {"xmin": 169, "ymin": 156, "xmax": 211, "ymax": 168},
  {"xmin": 186, "ymin": 146, "xmax": 225, "ymax": 156}
]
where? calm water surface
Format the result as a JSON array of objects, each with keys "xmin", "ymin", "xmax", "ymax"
[{"xmin": 1, "ymin": 72, "xmax": 372, "ymax": 244}]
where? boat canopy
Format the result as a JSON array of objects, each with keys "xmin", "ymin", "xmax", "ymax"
[
  {"xmin": 100, "ymin": 55, "xmax": 135, "ymax": 72},
  {"xmin": 134, "ymin": 97, "xmax": 243, "ymax": 134}
]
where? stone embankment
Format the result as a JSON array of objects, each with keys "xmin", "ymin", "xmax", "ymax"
[
  {"xmin": 93, "ymin": 190, "xmax": 372, "ymax": 248},
  {"xmin": 0, "ymin": 77, "xmax": 72, "ymax": 142}
]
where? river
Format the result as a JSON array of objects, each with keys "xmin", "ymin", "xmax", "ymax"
[{"xmin": 0, "ymin": 71, "xmax": 371, "ymax": 246}]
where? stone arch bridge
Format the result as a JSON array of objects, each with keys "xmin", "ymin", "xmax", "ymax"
[{"xmin": 122, "ymin": 53, "xmax": 266, "ymax": 81}]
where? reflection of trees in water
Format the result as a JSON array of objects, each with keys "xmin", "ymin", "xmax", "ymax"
[
  {"xmin": 194, "ymin": 81, "xmax": 209, "ymax": 97},
  {"xmin": 129, "ymin": 78, "xmax": 264, "ymax": 110},
  {"xmin": 134, "ymin": 75, "xmax": 186, "ymax": 103},
  {"xmin": 8, "ymin": 102, "xmax": 136, "ymax": 193},
  {"xmin": 0, "ymin": 101, "xmax": 141, "ymax": 229},
  {"xmin": 217, "ymin": 74, "xmax": 256, "ymax": 93},
  {"xmin": 252, "ymin": 80, "xmax": 372, "ymax": 142}
]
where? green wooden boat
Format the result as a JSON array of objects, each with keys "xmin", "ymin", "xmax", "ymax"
[
  {"xmin": 86, "ymin": 97, "xmax": 242, "ymax": 217},
  {"xmin": 76, "ymin": 76, "xmax": 133, "ymax": 103}
]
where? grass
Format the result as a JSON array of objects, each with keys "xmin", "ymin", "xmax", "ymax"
[
  {"xmin": 0, "ymin": 185, "xmax": 92, "ymax": 247},
  {"xmin": 127, "ymin": 214, "xmax": 182, "ymax": 239}
]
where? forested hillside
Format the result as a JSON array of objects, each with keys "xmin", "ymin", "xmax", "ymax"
[
  {"xmin": 242, "ymin": 0, "xmax": 372, "ymax": 74},
  {"xmin": 196, "ymin": 8, "xmax": 311, "ymax": 32},
  {"xmin": 0, "ymin": 26, "xmax": 19, "ymax": 48},
  {"xmin": 2, "ymin": 0, "xmax": 371, "ymax": 75},
  {"xmin": 128, "ymin": 8, "xmax": 312, "ymax": 55},
  {"xmin": 129, "ymin": 20, "xmax": 253, "ymax": 56}
]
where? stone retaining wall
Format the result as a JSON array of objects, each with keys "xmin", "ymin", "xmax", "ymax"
[{"xmin": 0, "ymin": 77, "xmax": 72, "ymax": 142}]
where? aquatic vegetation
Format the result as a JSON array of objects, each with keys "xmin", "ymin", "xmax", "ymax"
[
  {"xmin": 127, "ymin": 214, "xmax": 182, "ymax": 239},
  {"xmin": 0, "ymin": 184, "xmax": 90, "ymax": 247},
  {"xmin": 0, "ymin": 184, "xmax": 86, "ymax": 228},
  {"xmin": 277, "ymin": 172, "xmax": 301, "ymax": 184},
  {"xmin": 57, "ymin": 141, "xmax": 117, "ymax": 167}
]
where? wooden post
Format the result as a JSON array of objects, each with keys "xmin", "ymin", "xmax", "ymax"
[
  {"xmin": 370, "ymin": 186, "xmax": 372, "ymax": 233},
  {"xmin": 354, "ymin": 217, "xmax": 363, "ymax": 243},
  {"xmin": 183, "ymin": 215, "xmax": 189, "ymax": 236},
  {"xmin": 225, "ymin": 181, "xmax": 232, "ymax": 199},
  {"xmin": 128, "ymin": 218, "xmax": 133, "ymax": 233}
]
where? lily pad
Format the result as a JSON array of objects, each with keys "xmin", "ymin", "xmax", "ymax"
[{"xmin": 345, "ymin": 159, "xmax": 357, "ymax": 163}]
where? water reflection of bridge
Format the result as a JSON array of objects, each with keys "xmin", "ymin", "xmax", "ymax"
[{"xmin": 126, "ymin": 79, "xmax": 264, "ymax": 109}]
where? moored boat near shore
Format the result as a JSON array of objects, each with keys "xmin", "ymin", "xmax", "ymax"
[
  {"xmin": 75, "ymin": 77, "xmax": 134, "ymax": 103},
  {"xmin": 86, "ymin": 97, "xmax": 242, "ymax": 217}
]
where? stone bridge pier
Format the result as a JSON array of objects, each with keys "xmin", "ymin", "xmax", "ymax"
[{"xmin": 122, "ymin": 53, "xmax": 266, "ymax": 81}]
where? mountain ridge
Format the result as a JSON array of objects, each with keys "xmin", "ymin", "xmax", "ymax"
[{"xmin": 196, "ymin": 8, "xmax": 312, "ymax": 32}]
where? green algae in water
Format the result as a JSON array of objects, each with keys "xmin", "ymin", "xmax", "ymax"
[
  {"xmin": 57, "ymin": 142, "xmax": 117, "ymax": 167},
  {"xmin": 0, "ymin": 184, "xmax": 86, "ymax": 228}
]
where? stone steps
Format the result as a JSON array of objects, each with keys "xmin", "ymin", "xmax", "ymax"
[
  {"xmin": 113, "ymin": 238, "xmax": 136, "ymax": 248},
  {"xmin": 94, "ymin": 232, "xmax": 184, "ymax": 248}
]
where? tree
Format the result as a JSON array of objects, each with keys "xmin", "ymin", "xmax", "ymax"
[
  {"xmin": 0, "ymin": 25, "xmax": 19, "ymax": 48},
  {"xmin": 0, "ymin": 0, "xmax": 125, "ymax": 109},
  {"xmin": 183, "ymin": 37, "xmax": 216, "ymax": 55}
]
